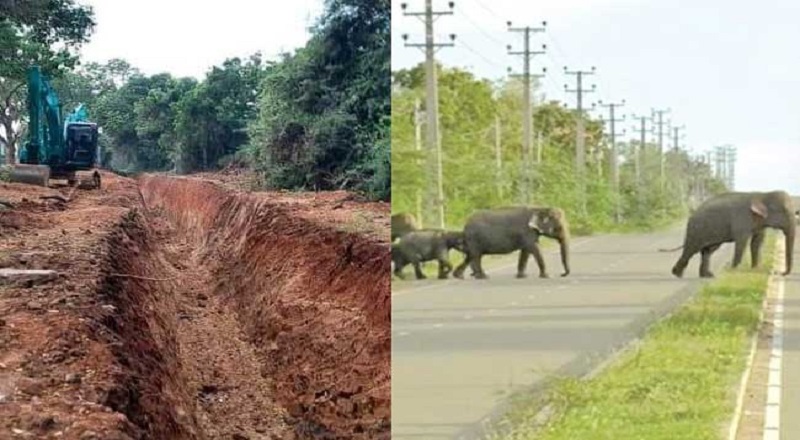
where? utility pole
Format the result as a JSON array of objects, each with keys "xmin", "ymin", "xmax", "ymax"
[
  {"xmin": 401, "ymin": 0, "xmax": 455, "ymax": 229},
  {"xmin": 495, "ymin": 114, "xmax": 502, "ymax": 199},
  {"xmin": 599, "ymin": 99, "xmax": 626, "ymax": 223},
  {"xmin": 651, "ymin": 108, "xmax": 670, "ymax": 191},
  {"xmin": 671, "ymin": 125, "xmax": 685, "ymax": 152},
  {"xmin": 669, "ymin": 124, "xmax": 686, "ymax": 203},
  {"xmin": 725, "ymin": 145, "xmax": 736, "ymax": 190},
  {"xmin": 507, "ymin": 20, "xmax": 546, "ymax": 205},
  {"xmin": 413, "ymin": 98, "xmax": 423, "ymax": 226},
  {"xmin": 630, "ymin": 113, "xmax": 651, "ymax": 189},
  {"xmin": 564, "ymin": 66, "xmax": 596, "ymax": 214}
]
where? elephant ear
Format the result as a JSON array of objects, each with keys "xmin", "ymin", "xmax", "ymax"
[
  {"xmin": 750, "ymin": 199, "xmax": 768, "ymax": 219},
  {"xmin": 528, "ymin": 213, "xmax": 542, "ymax": 232}
]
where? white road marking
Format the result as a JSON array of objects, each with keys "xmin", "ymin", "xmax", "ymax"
[
  {"xmin": 464, "ymin": 314, "xmax": 473, "ymax": 320},
  {"xmin": 762, "ymin": 239, "xmax": 786, "ymax": 440},
  {"xmin": 509, "ymin": 301, "xmax": 519, "ymax": 306},
  {"xmin": 433, "ymin": 323, "xmax": 444, "ymax": 328},
  {"xmin": 398, "ymin": 331, "xmax": 410, "ymax": 337}
]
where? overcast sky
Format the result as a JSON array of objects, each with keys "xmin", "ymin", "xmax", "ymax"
[
  {"xmin": 79, "ymin": 0, "xmax": 324, "ymax": 79},
  {"xmin": 392, "ymin": 0, "xmax": 800, "ymax": 194}
]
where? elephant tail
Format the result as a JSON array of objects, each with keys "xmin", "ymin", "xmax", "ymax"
[{"xmin": 658, "ymin": 244, "xmax": 684, "ymax": 252}]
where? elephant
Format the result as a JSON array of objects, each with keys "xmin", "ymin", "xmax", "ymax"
[
  {"xmin": 392, "ymin": 212, "xmax": 419, "ymax": 242},
  {"xmin": 452, "ymin": 206, "xmax": 571, "ymax": 280},
  {"xmin": 669, "ymin": 190, "xmax": 795, "ymax": 278},
  {"xmin": 392, "ymin": 229, "xmax": 465, "ymax": 280}
]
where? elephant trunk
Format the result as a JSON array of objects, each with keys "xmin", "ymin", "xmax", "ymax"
[
  {"xmin": 784, "ymin": 222, "xmax": 795, "ymax": 275},
  {"xmin": 558, "ymin": 234, "xmax": 570, "ymax": 277}
]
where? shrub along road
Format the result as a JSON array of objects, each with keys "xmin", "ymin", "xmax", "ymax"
[{"xmin": 391, "ymin": 227, "xmax": 736, "ymax": 440}]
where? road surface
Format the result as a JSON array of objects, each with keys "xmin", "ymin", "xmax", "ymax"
[
  {"xmin": 392, "ymin": 227, "xmax": 735, "ymax": 439},
  {"xmin": 779, "ymin": 232, "xmax": 800, "ymax": 440}
]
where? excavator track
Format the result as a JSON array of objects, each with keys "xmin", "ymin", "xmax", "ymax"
[{"xmin": 9, "ymin": 164, "xmax": 50, "ymax": 187}]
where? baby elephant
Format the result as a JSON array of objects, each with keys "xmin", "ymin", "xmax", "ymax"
[{"xmin": 392, "ymin": 229, "xmax": 465, "ymax": 280}]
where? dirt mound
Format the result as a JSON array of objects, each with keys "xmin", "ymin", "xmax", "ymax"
[{"xmin": 139, "ymin": 175, "xmax": 390, "ymax": 439}]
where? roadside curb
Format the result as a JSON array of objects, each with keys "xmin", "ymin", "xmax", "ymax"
[{"xmin": 728, "ymin": 237, "xmax": 786, "ymax": 440}]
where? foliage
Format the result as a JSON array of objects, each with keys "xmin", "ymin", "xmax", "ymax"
[
  {"xmin": 391, "ymin": 63, "xmax": 728, "ymax": 232},
  {"xmin": 246, "ymin": 0, "xmax": 390, "ymax": 200},
  {"xmin": 0, "ymin": 0, "xmax": 95, "ymax": 163}
]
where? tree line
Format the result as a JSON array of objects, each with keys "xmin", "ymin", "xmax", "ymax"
[
  {"xmin": 391, "ymin": 64, "xmax": 727, "ymax": 233},
  {"xmin": 1, "ymin": 0, "xmax": 389, "ymax": 201}
]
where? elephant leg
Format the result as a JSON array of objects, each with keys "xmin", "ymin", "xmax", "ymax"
[
  {"xmin": 530, "ymin": 243, "xmax": 548, "ymax": 278},
  {"xmin": 516, "ymin": 250, "xmax": 530, "ymax": 278},
  {"xmin": 732, "ymin": 236, "xmax": 749, "ymax": 268},
  {"xmin": 470, "ymin": 252, "xmax": 488, "ymax": 279},
  {"xmin": 393, "ymin": 264, "xmax": 406, "ymax": 280},
  {"xmin": 699, "ymin": 244, "xmax": 722, "ymax": 278},
  {"xmin": 751, "ymin": 230, "xmax": 765, "ymax": 268},
  {"xmin": 437, "ymin": 249, "xmax": 453, "ymax": 279},
  {"xmin": 453, "ymin": 254, "xmax": 469, "ymax": 279},
  {"xmin": 412, "ymin": 259, "xmax": 427, "ymax": 280},
  {"xmin": 672, "ymin": 246, "xmax": 696, "ymax": 278},
  {"xmin": 393, "ymin": 257, "xmax": 407, "ymax": 280}
]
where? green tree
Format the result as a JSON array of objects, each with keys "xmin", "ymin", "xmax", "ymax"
[
  {"xmin": 247, "ymin": 0, "xmax": 390, "ymax": 200},
  {"xmin": 0, "ymin": 0, "xmax": 95, "ymax": 163}
]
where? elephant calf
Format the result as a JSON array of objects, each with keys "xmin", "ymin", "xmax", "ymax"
[
  {"xmin": 392, "ymin": 229, "xmax": 465, "ymax": 280},
  {"xmin": 671, "ymin": 190, "xmax": 795, "ymax": 278},
  {"xmin": 453, "ymin": 206, "xmax": 571, "ymax": 280}
]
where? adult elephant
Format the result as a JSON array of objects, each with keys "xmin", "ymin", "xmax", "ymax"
[
  {"xmin": 392, "ymin": 229, "xmax": 465, "ymax": 279},
  {"xmin": 391, "ymin": 213, "xmax": 419, "ymax": 242},
  {"xmin": 669, "ymin": 190, "xmax": 795, "ymax": 278},
  {"xmin": 453, "ymin": 206, "xmax": 570, "ymax": 279}
]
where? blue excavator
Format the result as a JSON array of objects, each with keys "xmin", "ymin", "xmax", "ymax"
[{"xmin": 9, "ymin": 66, "xmax": 101, "ymax": 188}]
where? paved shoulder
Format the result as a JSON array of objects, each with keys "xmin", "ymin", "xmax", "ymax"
[{"xmin": 392, "ymin": 227, "xmax": 732, "ymax": 439}]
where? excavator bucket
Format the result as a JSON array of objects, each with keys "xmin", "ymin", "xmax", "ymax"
[{"xmin": 8, "ymin": 164, "xmax": 50, "ymax": 187}]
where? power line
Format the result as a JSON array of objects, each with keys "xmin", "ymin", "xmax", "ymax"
[
  {"xmin": 457, "ymin": 38, "xmax": 507, "ymax": 70},
  {"xmin": 459, "ymin": 9, "xmax": 507, "ymax": 47},
  {"xmin": 467, "ymin": 0, "xmax": 504, "ymax": 21}
]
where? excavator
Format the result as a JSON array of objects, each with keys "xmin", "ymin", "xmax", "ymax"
[{"xmin": 9, "ymin": 65, "xmax": 101, "ymax": 188}]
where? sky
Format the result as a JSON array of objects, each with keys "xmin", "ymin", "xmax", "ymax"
[
  {"xmin": 391, "ymin": 0, "xmax": 800, "ymax": 194},
  {"xmin": 78, "ymin": 0, "xmax": 324, "ymax": 79}
]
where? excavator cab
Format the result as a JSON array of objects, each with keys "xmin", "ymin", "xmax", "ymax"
[{"xmin": 65, "ymin": 122, "xmax": 99, "ymax": 168}]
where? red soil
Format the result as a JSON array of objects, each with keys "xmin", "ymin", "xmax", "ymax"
[{"xmin": 0, "ymin": 171, "xmax": 389, "ymax": 439}]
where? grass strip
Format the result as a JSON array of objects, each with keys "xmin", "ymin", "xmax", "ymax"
[{"xmin": 491, "ymin": 234, "xmax": 776, "ymax": 440}]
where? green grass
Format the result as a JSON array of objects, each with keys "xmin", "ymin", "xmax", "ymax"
[{"xmin": 490, "ymin": 234, "xmax": 776, "ymax": 440}]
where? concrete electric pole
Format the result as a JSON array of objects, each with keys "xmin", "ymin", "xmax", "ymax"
[
  {"xmin": 651, "ymin": 108, "xmax": 670, "ymax": 191},
  {"xmin": 507, "ymin": 20, "xmax": 546, "ymax": 205},
  {"xmin": 598, "ymin": 99, "xmax": 625, "ymax": 222},
  {"xmin": 564, "ymin": 66, "xmax": 596, "ymax": 214},
  {"xmin": 401, "ymin": 0, "xmax": 455, "ymax": 229}
]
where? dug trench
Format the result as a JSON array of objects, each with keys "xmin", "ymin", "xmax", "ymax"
[
  {"xmin": 0, "ymin": 173, "xmax": 389, "ymax": 439},
  {"xmin": 105, "ymin": 175, "xmax": 389, "ymax": 439}
]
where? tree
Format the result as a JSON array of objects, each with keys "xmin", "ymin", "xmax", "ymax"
[
  {"xmin": 0, "ymin": 0, "xmax": 95, "ymax": 163},
  {"xmin": 247, "ymin": 0, "xmax": 390, "ymax": 200}
]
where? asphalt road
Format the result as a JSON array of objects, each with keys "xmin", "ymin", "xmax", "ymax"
[
  {"xmin": 391, "ymin": 227, "xmax": 735, "ymax": 439},
  {"xmin": 779, "ymin": 233, "xmax": 800, "ymax": 440}
]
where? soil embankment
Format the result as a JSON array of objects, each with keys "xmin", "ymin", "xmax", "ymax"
[{"xmin": 0, "ymin": 172, "xmax": 389, "ymax": 439}]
